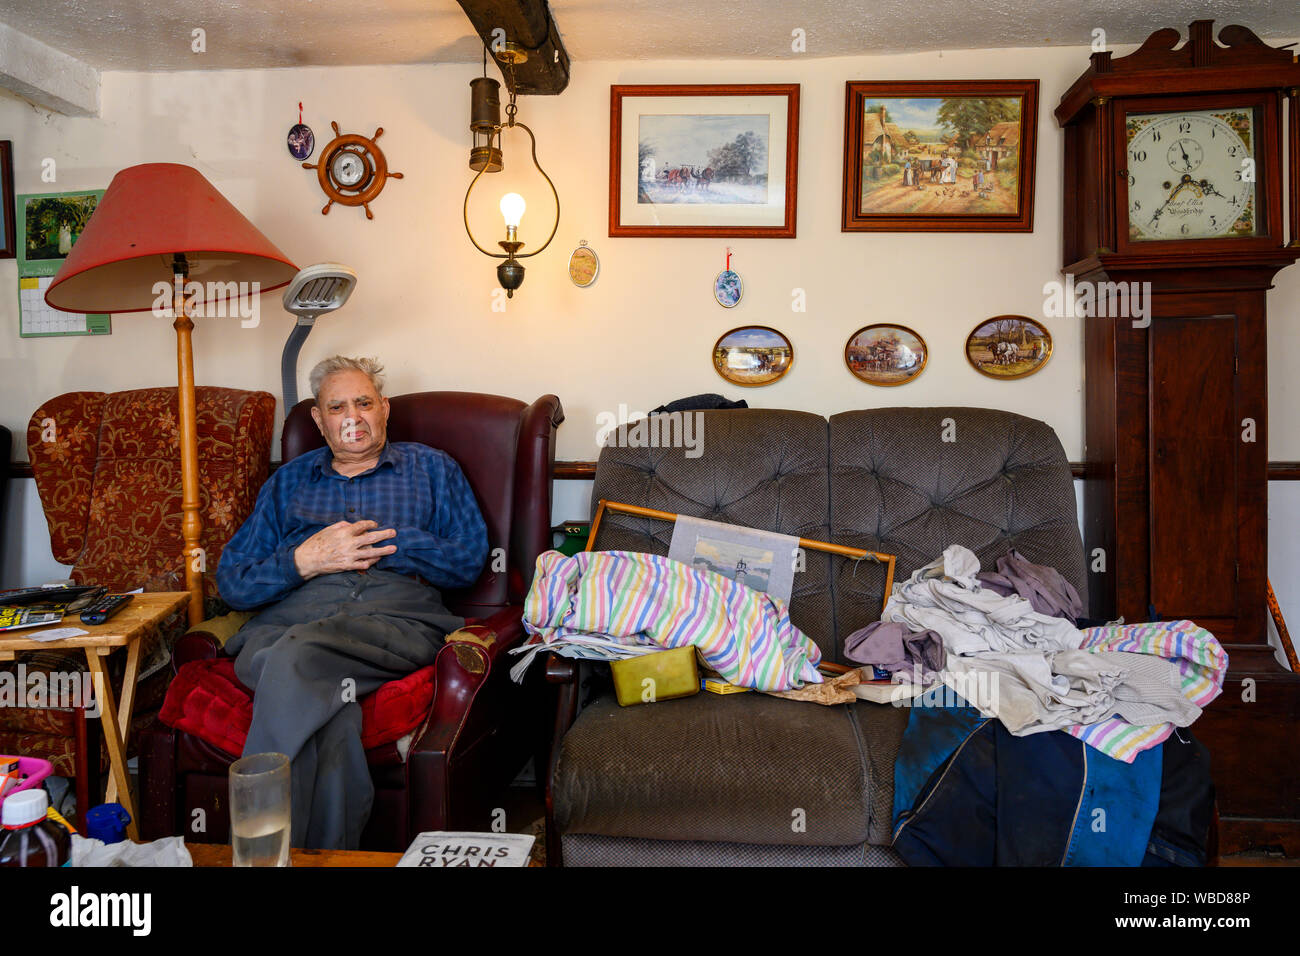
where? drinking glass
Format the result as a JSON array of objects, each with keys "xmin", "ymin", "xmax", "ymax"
[{"xmin": 228, "ymin": 752, "xmax": 291, "ymax": 867}]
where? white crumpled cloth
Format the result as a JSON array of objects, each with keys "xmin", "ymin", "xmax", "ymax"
[
  {"xmin": 71, "ymin": 834, "xmax": 193, "ymax": 867},
  {"xmin": 883, "ymin": 545, "xmax": 1080, "ymax": 656}
]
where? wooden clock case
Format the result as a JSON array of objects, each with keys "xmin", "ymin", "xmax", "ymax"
[{"xmin": 1057, "ymin": 20, "xmax": 1300, "ymax": 856}]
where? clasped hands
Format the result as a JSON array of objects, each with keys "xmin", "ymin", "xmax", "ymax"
[{"xmin": 293, "ymin": 520, "xmax": 397, "ymax": 580}]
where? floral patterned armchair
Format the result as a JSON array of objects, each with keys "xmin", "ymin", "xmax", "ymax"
[{"xmin": 3, "ymin": 387, "xmax": 276, "ymax": 825}]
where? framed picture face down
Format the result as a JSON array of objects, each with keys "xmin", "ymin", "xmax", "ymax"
[
  {"xmin": 841, "ymin": 80, "xmax": 1038, "ymax": 232},
  {"xmin": 965, "ymin": 315, "xmax": 1053, "ymax": 379},
  {"xmin": 610, "ymin": 84, "xmax": 800, "ymax": 238}
]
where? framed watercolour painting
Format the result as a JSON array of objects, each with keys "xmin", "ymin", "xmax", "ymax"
[
  {"xmin": 965, "ymin": 315, "xmax": 1052, "ymax": 379},
  {"xmin": 841, "ymin": 80, "xmax": 1037, "ymax": 232},
  {"xmin": 610, "ymin": 85, "xmax": 800, "ymax": 238},
  {"xmin": 844, "ymin": 323, "xmax": 928, "ymax": 386}
]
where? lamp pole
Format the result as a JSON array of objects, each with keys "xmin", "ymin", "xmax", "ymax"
[{"xmin": 172, "ymin": 254, "xmax": 204, "ymax": 626}]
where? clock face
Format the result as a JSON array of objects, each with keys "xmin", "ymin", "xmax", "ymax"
[
  {"xmin": 330, "ymin": 149, "xmax": 369, "ymax": 189},
  {"xmin": 1124, "ymin": 107, "xmax": 1258, "ymax": 242}
]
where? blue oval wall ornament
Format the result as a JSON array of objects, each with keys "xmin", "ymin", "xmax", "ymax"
[
  {"xmin": 287, "ymin": 102, "xmax": 315, "ymax": 160},
  {"xmin": 714, "ymin": 249, "xmax": 742, "ymax": 308}
]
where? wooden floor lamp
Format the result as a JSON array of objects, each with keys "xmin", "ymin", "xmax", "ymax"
[{"xmin": 44, "ymin": 164, "xmax": 297, "ymax": 625}]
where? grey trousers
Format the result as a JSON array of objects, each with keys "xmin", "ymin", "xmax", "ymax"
[{"xmin": 226, "ymin": 570, "xmax": 463, "ymax": 850}]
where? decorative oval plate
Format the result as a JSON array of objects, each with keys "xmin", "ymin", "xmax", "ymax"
[
  {"xmin": 569, "ymin": 242, "xmax": 599, "ymax": 287},
  {"xmin": 844, "ymin": 323, "xmax": 928, "ymax": 386},
  {"xmin": 714, "ymin": 269, "xmax": 743, "ymax": 308},
  {"xmin": 713, "ymin": 325, "xmax": 792, "ymax": 387},
  {"xmin": 965, "ymin": 315, "xmax": 1052, "ymax": 380}
]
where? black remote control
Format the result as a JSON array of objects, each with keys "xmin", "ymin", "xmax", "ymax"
[{"xmin": 80, "ymin": 593, "xmax": 134, "ymax": 626}]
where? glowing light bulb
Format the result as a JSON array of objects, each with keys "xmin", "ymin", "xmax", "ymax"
[{"xmin": 499, "ymin": 192, "xmax": 527, "ymax": 228}]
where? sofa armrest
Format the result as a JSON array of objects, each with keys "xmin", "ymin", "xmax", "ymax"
[
  {"xmin": 172, "ymin": 610, "xmax": 252, "ymax": 673},
  {"xmin": 444, "ymin": 606, "xmax": 527, "ymax": 666},
  {"xmin": 408, "ymin": 606, "xmax": 527, "ymax": 758}
]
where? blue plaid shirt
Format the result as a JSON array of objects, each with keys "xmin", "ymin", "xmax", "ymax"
[{"xmin": 217, "ymin": 442, "xmax": 489, "ymax": 609}]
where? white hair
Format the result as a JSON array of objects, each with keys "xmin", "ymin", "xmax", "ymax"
[{"xmin": 309, "ymin": 355, "xmax": 386, "ymax": 402}]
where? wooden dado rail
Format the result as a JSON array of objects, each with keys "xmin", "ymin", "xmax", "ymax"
[{"xmin": 10, "ymin": 461, "xmax": 1300, "ymax": 480}]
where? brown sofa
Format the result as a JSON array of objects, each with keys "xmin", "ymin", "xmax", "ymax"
[{"xmin": 547, "ymin": 406, "xmax": 1085, "ymax": 866}]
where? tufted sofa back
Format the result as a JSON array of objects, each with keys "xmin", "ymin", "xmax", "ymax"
[{"xmin": 589, "ymin": 406, "xmax": 1084, "ymax": 662}]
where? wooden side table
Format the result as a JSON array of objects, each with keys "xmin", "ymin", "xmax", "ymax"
[{"xmin": 0, "ymin": 591, "xmax": 189, "ymax": 841}]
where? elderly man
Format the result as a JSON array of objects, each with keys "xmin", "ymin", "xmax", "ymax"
[{"xmin": 216, "ymin": 355, "xmax": 488, "ymax": 850}]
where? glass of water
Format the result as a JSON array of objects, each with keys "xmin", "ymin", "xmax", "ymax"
[{"xmin": 229, "ymin": 752, "xmax": 291, "ymax": 867}]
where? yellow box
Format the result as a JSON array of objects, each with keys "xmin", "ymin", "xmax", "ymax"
[
  {"xmin": 702, "ymin": 677, "xmax": 751, "ymax": 695},
  {"xmin": 611, "ymin": 647, "xmax": 700, "ymax": 707}
]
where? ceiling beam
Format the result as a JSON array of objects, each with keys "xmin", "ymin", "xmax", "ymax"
[
  {"xmin": 0, "ymin": 21, "xmax": 99, "ymax": 117},
  {"xmin": 455, "ymin": 0, "xmax": 570, "ymax": 95}
]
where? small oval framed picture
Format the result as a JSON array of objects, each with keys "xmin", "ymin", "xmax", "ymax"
[
  {"xmin": 844, "ymin": 323, "xmax": 928, "ymax": 386},
  {"xmin": 965, "ymin": 315, "xmax": 1052, "ymax": 380},
  {"xmin": 569, "ymin": 242, "xmax": 599, "ymax": 287},
  {"xmin": 713, "ymin": 325, "xmax": 792, "ymax": 387},
  {"xmin": 714, "ymin": 269, "xmax": 743, "ymax": 308}
]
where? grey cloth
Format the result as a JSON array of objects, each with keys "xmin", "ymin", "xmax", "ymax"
[
  {"xmin": 226, "ymin": 569, "xmax": 463, "ymax": 850},
  {"xmin": 944, "ymin": 648, "xmax": 1201, "ymax": 736},
  {"xmin": 1091, "ymin": 651, "xmax": 1203, "ymax": 728},
  {"xmin": 843, "ymin": 620, "xmax": 944, "ymax": 682},
  {"xmin": 977, "ymin": 548, "xmax": 1083, "ymax": 623}
]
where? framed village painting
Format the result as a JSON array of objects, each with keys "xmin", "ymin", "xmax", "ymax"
[
  {"xmin": 610, "ymin": 85, "xmax": 800, "ymax": 238},
  {"xmin": 844, "ymin": 324, "xmax": 928, "ymax": 386},
  {"xmin": 965, "ymin": 315, "xmax": 1052, "ymax": 380},
  {"xmin": 841, "ymin": 80, "xmax": 1038, "ymax": 232}
]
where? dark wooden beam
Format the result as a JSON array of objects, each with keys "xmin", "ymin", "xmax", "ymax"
[{"xmin": 455, "ymin": 0, "xmax": 570, "ymax": 95}]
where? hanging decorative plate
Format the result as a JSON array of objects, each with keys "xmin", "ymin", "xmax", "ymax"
[
  {"xmin": 568, "ymin": 241, "xmax": 599, "ymax": 287},
  {"xmin": 286, "ymin": 102, "xmax": 314, "ymax": 160},
  {"xmin": 714, "ymin": 269, "xmax": 743, "ymax": 308},
  {"xmin": 844, "ymin": 324, "xmax": 928, "ymax": 386},
  {"xmin": 713, "ymin": 325, "xmax": 792, "ymax": 387},
  {"xmin": 964, "ymin": 315, "xmax": 1052, "ymax": 380}
]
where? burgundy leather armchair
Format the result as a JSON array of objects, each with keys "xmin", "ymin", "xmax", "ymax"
[{"xmin": 138, "ymin": 390, "xmax": 564, "ymax": 850}]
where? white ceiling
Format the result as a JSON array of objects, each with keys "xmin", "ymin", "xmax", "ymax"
[{"xmin": 0, "ymin": 0, "xmax": 1297, "ymax": 70}]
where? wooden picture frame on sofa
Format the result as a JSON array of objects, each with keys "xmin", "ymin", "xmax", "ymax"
[{"xmin": 587, "ymin": 499, "xmax": 896, "ymax": 614}]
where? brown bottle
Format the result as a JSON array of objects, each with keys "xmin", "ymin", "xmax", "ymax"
[{"xmin": 0, "ymin": 789, "xmax": 71, "ymax": 867}]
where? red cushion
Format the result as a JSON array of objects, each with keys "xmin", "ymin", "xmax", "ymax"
[{"xmin": 159, "ymin": 658, "xmax": 437, "ymax": 757}]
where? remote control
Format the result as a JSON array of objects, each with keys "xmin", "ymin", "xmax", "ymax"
[{"xmin": 80, "ymin": 593, "xmax": 134, "ymax": 626}]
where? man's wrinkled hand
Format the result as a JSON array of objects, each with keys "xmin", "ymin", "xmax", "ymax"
[{"xmin": 293, "ymin": 520, "xmax": 397, "ymax": 580}]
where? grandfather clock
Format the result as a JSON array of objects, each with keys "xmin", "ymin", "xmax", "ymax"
[{"xmin": 1057, "ymin": 20, "xmax": 1300, "ymax": 855}]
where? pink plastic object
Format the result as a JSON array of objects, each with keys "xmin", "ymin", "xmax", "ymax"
[{"xmin": 0, "ymin": 757, "xmax": 54, "ymax": 811}]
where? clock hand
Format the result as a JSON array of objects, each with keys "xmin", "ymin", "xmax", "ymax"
[{"xmin": 1179, "ymin": 144, "xmax": 1193, "ymax": 170}]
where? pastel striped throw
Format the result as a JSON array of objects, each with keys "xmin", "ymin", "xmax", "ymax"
[
  {"xmin": 512, "ymin": 549, "xmax": 823, "ymax": 691},
  {"xmin": 1066, "ymin": 619, "xmax": 1228, "ymax": 762}
]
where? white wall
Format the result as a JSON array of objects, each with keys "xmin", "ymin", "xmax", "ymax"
[
  {"xmin": 0, "ymin": 44, "xmax": 1294, "ymax": 463},
  {"xmin": 0, "ymin": 43, "xmax": 1297, "ymax": 659}
]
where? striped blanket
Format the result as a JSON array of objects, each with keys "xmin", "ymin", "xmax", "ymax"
[
  {"xmin": 1065, "ymin": 620, "xmax": 1228, "ymax": 762},
  {"xmin": 509, "ymin": 549, "xmax": 823, "ymax": 691}
]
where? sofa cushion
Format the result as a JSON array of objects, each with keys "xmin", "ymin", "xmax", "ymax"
[
  {"xmin": 589, "ymin": 409, "xmax": 837, "ymax": 657},
  {"xmin": 829, "ymin": 407, "xmax": 1085, "ymax": 658},
  {"xmin": 553, "ymin": 689, "xmax": 908, "ymax": 847},
  {"xmin": 159, "ymin": 658, "xmax": 435, "ymax": 756}
]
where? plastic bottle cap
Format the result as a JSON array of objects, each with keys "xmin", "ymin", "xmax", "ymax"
[{"xmin": 2, "ymin": 789, "xmax": 49, "ymax": 827}]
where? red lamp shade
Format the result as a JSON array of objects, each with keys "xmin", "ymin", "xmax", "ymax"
[{"xmin": 44, "ymin": 163, "xmax": 297, "ymax": 314}]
